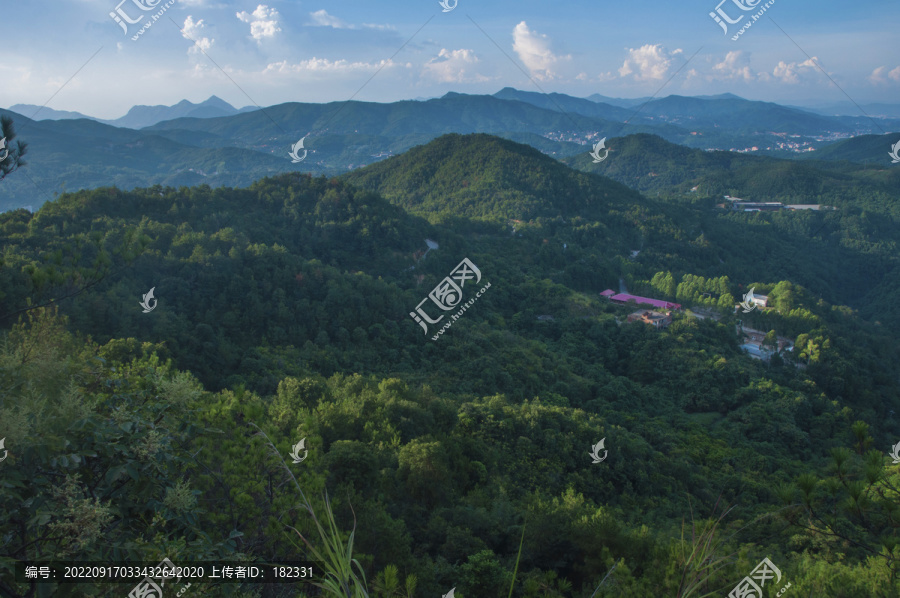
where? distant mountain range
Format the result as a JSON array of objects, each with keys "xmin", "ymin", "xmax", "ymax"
[
  {"xmin": 8, "ymin": 96, "xmax": 258, "ymax": 129},
  {"xmin": 787, "ymin": 101, "xmax": 900, "ymax": 118},
  {"xmin": 1, "ymin": 89, "xmax": 898, "ymax": 212}
]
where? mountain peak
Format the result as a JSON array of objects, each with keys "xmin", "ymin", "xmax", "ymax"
[{"xmin": 200, "ymin": 95, "xmax": 236, "ymax": 110}]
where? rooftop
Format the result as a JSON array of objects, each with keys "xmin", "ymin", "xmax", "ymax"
[{"xmin": 608, "ymin": 293, "xmax": 682, "ymax": 310}]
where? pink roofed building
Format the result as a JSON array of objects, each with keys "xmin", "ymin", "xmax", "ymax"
[{"xmin": 601, "ymin": 290, "xmax": 681, "ymax": 310}]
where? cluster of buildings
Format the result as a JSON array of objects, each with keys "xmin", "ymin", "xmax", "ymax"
[
  {"xmin": 718, "ymin": 196, "xmax": 835, "ymax": 212},
  {"xmin": 598, "ymin": 288, "xmax": 797, "ymax": 362},
  {"xmin": 601, "ymin": 290, "xmax": 680, "ymax": 329},
  {"xmin": 739, "ymin": 325, "xmax": 794, "ymax": 361},
  {"xmin": 626, "ymin": 309, "xmax": 672, "ymax": 328},
  {"xmin": 600, "ymin": 290, "xmax": 681, "ymax": 310}
]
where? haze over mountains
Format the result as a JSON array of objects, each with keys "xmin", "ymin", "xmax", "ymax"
[
  {"xmin": 8, "ymin": 95, "xmax": 258, "ymax": 129},
  {"xmin": 1, "ymin": 88, "xmax": 899, "ymax": 214}
]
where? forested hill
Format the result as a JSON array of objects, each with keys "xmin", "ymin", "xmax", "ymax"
[
  {"xmin": 341, "ymin": 133, "xmax": 644, "ymax": 223},
  {"xmin": 562, "ymin": 133, "xmax": 900, "ymax": 215},
  {"xmin": 1, "ymin": 133, "xmax": 899, "ymax": 596},
  {"xmin": 349, "ymin": 134, "xmax": 900, "ymax": 328}
]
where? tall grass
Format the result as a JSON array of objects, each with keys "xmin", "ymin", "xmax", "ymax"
[
  {"xmin": 507, "ymin": 522, "xmax": 527, "ymax": 598},
  {"xmin": 675, "ymin": 495, "xmax": 779, "ymax": 598},
  {"xmin": 251, "ymin": 423, "xmax": 370, "ymax": 598}
]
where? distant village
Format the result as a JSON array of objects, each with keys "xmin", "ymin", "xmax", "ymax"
[
  {"xmin": 716, "ymin": 195, "xmax": 836, "ymax": 212},
  {"xmin": 592, "ymin": 288, "xmax": 794, "ymax": 362}
]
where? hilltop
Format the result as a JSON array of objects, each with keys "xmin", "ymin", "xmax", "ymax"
[{"xmin": 342, "ymin": 133, "xmax": 643, "ymax": 223}]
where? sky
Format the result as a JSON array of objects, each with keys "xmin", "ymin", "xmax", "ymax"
[{"xmin": 1, "ymin": 0, "xmax": 899, "ymax": 119}]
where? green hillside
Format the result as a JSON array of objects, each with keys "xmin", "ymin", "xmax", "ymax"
[
  {"xmin": 1, "ymin": 134, "xmax": 899, "ymax": 597},
  {"xmin": 798, "ymin": 132, "xmax": 900, "ymax": 165},
  {"xmin": 342, "ymin": 133, "xmax": 644, "ymax": 223},
  {"xmin": 564, "ymin": 133, "xmax": 900, "ymax": 212}
]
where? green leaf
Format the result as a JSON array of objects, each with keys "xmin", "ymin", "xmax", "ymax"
[{"xmin": 105, "ymin": 465, "xmax": 126, "ymax": 483}]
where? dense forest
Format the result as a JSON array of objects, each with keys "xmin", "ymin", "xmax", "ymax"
[{"xmin": 1, "ymin": 134, "xmax": 899, "ymax": 597}]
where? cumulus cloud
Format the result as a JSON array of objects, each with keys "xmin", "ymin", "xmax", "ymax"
[
  {"xmin": 619, "ymin": 44, "xmax": 682, "ymax": 81},
  {"xmin": 772, "ymin": 57, "xmax": 819, "ymax": 84},
  {"xmin": 236, "ymin": 4, "xmax": 281, "ymax": 42},
  {"xmin": 423, "ymin": 49, "xmax": 490, "ymax": 83},
  {"xmin": 512, "ymin": 21, "xmax": 571, "ymax": 81},
  {"xmin": 868, "ymin": 65, "xmax": 900, "ymax": 84},
  {"xmin": 713, "ymin": 51, "xmax": 755, "ymax": 81},
  {"xmin": 182, "ymin": 15, "xmax": 213, "ymax": 54}
]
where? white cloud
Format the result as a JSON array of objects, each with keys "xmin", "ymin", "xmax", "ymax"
[
  {"xmin": 512, "ymin": 21, "xmax": 571, "ymax": 81},
  {"xmin": 619, "ymin": 44, "xmax": 681, "ymax": 81},
  {"xmin": 684, "ymin": 68, "xmax": 701, "ymax": 82},
  {"xmin": 869, "ymin": 66, "xmax": 887, "ymax": 84},
  {"xmin": 713, "ymin": 51, "xmax": 755, "ymax": 81},
  {"xmin": 182, "ymin": 15, "xmax": 213, "ymax": 54},
  {"xmin": 772, "ymin": 57, "xmax": 819, "ymax": 84},
  {"xmin": 423, "ymin": 49, "xmax": 490, "ymax": 83},
  {"xmin": 236, "ymin": 4, "xmax": 281, "ymax": 42},
  {"xmin": 309, "ymin": 9, "xmax": 348, "ymax": 28},
  {"xmin": 868, "ymin": 65, "xmax": 900, "ymax": 84}
]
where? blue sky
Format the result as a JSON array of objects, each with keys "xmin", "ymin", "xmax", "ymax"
[{"xmin": 1, "ymin": 0, "xmax": 898, "ymax": 119}]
